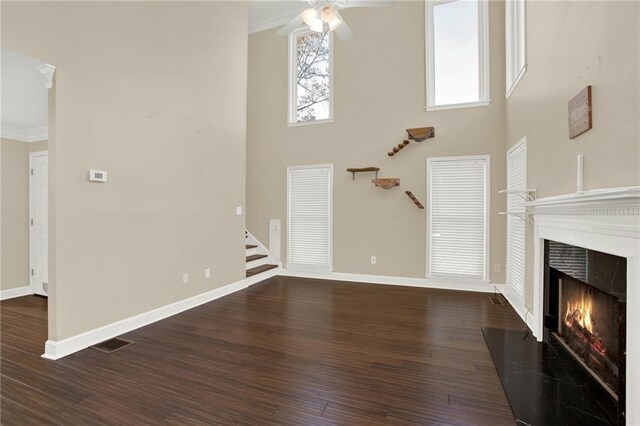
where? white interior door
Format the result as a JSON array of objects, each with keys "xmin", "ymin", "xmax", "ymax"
[{"xmin": 30, "ymin": 151, "xmax": 48, "ymax": 296}]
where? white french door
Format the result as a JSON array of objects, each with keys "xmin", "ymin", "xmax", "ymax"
[
  {"xmin": 427, "ymin": 156, "xmax": 489, "ymax": 281},
  {"xmin": 29, "ymin": 151, "xmax": 48, "ymax": 296},
  {"xmin": 506, "ymin": 138, "xmax": 527, "ymax": 303},
  {"xmin": 287, "ymin": 164, "xmax": 333, "ymax": 273}
]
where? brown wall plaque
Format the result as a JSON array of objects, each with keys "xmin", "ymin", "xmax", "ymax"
[{"xmin": 568, "ymin": 85, "xmax": 592, "ymax": 139}]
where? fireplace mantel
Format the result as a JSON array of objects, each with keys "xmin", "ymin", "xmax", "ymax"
[
  {"xmin": 525, "ymin": 186, "xmax": 640, "ymax": 215},
  {"xmin": 524, "ymin": 186, "xmax": 639, "ymax": 424}
]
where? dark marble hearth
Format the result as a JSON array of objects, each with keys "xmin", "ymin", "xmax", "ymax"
[{"xmin": 482, "ymin": 327, "xmax": 617, "ymax": 426}]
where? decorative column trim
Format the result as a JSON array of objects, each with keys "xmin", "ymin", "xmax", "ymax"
[{"xmin": 36, "ymin": 63, "xmax": 56, "ymax": 89}]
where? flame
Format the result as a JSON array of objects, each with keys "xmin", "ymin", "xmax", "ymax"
[{"xmin": 564, "ymin": 292, "xmax": 594, "ymax": 333}]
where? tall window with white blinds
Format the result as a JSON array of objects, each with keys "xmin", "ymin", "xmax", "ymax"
[
  {"xmin": 287, "ymin": 164, "xmax": 333, "ymax": 272},
  {"xmin": 506, "ymin": 139, "xmax": 527, "ymax": 303},
  {"xmin": 427, "ymin": 156, "xmax": 489, "ymax": 280}
]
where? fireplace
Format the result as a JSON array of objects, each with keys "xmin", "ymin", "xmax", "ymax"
[
  {"xmin": 521, "ymin": 186, "xmax": 639, "ymax": 424},
  {"xmin": 544, "ymin": 240, "xmax": 627, "ymax": 424}
]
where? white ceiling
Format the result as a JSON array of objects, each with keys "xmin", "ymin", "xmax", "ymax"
[
  {"xmin": 249, "ymin": 1, "xmax": 310, "ymax": 34},
  {"xmin": 1, "ymin": 48, "xmax": 49, "ymax": 142},
  {"xmin": 248, "ymin": 0, "xmax": 394, "ymax": 34}
]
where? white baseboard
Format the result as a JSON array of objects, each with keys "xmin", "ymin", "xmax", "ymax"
[
  {"xmin": 0, "ymin": 285, "xmax": 33, "ymax": 301},
  {"xmin": 42, "ymin": 271, "xmax": 279, "ymax": 361},
  {"xmin": 279, "ymin": 269, "xmax": 496, "ymax": 293},
  {"xmin": 493, "ymin": 283, "xmax": 538, "ymax": 336}
]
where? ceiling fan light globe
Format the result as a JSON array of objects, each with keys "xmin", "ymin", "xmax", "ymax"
[
  {"xmin": 328, "ymin": 16, "xmax": 343, "ymax": 31},
  {"xmin": 320, "ymin": 6, "xmax": 337, "ymax": 23},
  {"xmin": 301, "ymin": 8, "xmax": 319, "ymax": 26},
  {"xmin": 309, "ymin": 19, "xmax": 324, "ymax": 33}
]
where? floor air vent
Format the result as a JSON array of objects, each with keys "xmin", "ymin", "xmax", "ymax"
[
  {"xmin": 489, "ymin": 295, "xmax": 504, "ymax": 306},
  {"xmin": 90, "ymin": 338, "xmax": 134, "ymax": 353}
]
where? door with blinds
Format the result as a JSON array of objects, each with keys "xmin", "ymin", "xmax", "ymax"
[
  {"xmin": 506, "ymin": 139, "xmax": 527, "ymax": 303},
  {"xmin": 427, "ymin": 156, "xmax": 489, "ymax": 281},
  {"xmin": 287, "ymin": 164, "xmax": 333, "ymax": 272}
]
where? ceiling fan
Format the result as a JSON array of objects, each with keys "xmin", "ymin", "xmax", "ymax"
[{"xmin": 276, "ymin": 0, "xmax": 392, "ymax": 42}]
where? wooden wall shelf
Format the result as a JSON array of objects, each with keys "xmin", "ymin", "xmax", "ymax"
[
  {"xmin": 405, "ymin": 191, "xmax": 425, "ymax": 209},
  {"xmin": 372, "ymin": 178, "xmax": 400, "ymax": 189},
  {"xmin": 347, "ymin": 167, "xmax": 380, "ymax": 180},
  {"xmin": 406, "ymin": 127, "xmax": 435, "ymax": 142}
]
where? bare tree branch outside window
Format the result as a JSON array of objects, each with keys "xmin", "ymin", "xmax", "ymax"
[{"xmin": 296, "ymin": 31, "xmax": 330, "ymax": 122}]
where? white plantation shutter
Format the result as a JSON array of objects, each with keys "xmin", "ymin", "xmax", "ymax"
[
  {"xmin": 506, "ymin": 140, "xmax": 527, "ymax": 303},
  {"xmin": 428, "ymin": 157, "xmax": 488, "ymax": 280},
  {"xmin": 287, "ymin": 165, "xmax": 333, "ymax": 272}
]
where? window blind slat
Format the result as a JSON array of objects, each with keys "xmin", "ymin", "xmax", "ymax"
[
  {"xmin": 288, "ymin": 166, "xmax": 332, "ymax": 272},
  {"xmin": 429, "ymin": 158, "xmax": 488, "ymax": 280}
]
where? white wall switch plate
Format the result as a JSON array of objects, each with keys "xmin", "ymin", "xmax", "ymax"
[
  {"xmin": 182, "ymin": 273, "xmax": 189, "ymax": 284},
  {"xmin": 236, "ymin": 206, "xmax": 242, "ymax": 216},
  {"xmin": 205, "ymin": 268, "xmax": 211, "ymax": 279},
  {"xmin": 89, "ymin": 170, "xmax": 107, "ymax": 182},
  {"xmin": 494, "ymin": 263, "xmax": 501, "ymax": 273},
  {"xmin": 371, "ymin": 256, "xmax": 377, "ymax": 264}
]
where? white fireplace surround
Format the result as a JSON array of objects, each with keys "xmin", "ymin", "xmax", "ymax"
[{"xmin": 520, "ymin": 186, "xmax": 640, "ymax": 425}]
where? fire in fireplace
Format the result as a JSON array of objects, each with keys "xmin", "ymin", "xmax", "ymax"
[
  {"xmin": 544, "ymin": 240, "xmax": 627, "ymax": 424},
  {"xmin": 558, "ymin": 274, "xmax": 621, "ymax": 396}
]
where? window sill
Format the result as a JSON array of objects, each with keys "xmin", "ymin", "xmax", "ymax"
[
  {"xmin": 288, "ymin": 118, "xmax": 334, "ymax": 128},
  {"xmin": 424, "ymin": 100, "xmax": 491, "ymax": 112},
  {"xmin": 506, "ymin": 64, "xmax": 528, "ymax": 99}
]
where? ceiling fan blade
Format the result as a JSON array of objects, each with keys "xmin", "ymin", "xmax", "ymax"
[
  {"xmin": 343, "ymin": 0, "xmax": 393, "ymax": 8},
  {"xmin": 277, "ymin": 14, "xmax": 304, "ymax": 36},
  {"xmin": 334, "ymin": 14, "xmax": 354, "ymax": 41}
]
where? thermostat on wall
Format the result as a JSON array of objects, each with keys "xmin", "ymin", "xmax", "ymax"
[{"xmin": 89, "ymin": 170, "xmax": 108, "ymax": 182}]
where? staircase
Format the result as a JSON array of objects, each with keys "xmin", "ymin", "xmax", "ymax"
[{"xmin": 245, "ymin": 231, "xmax": 279, "ymax": 278}]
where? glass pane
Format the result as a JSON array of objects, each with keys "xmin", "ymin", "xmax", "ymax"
[
  {"xmin": 433, "ymin": 0, "xmax": 480, "ymax": 105},
  {"xmin": 295, "ymin": 32, "xmax": 331, "ymax": 122}
]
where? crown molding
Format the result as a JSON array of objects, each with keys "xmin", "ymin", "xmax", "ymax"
[{"xmin": 1, "ymin": 123, "xmax": 48, "ymax": 142}]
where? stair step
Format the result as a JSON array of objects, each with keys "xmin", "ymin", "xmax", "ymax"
[
  {"xmin": 246, "ymin": 264, "xmax": 278, "ymax": 278},
  {"xmin": 246, "ymin": 244, "xmax": 257, "ymax": 249},
  {"xmin": 246, "ymin": 254, "xmax": 268, "ymax": 263}
]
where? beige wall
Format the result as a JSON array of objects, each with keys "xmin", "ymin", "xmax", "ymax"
[
  {"xmin": 247, "ymin": 1, "xmax": 507, "ymax": 282},
  {"xmin": 505, "ymin": 1, "xmax": 640, "ymax": 308},
  {"xmin": 1, "ymin": 1, "xmax": 248, "ymax": 340}
]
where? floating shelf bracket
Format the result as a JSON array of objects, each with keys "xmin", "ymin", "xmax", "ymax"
[
  {"xmin": 372, "ymin": 178, "xmax": 400, "ymax": 189},
  {"xmin": 498, "ymin": 189, "xmax": 537, "ymax": 202},
  {"xmin": 499, "ymin": 211, "xmax": 534, "ymax": 224},
  {"xmin": 347, "ymin": 167, "xmax": 380, "ymax": 181},
  {"xmin": 405, "ymin": 191, "xmax": 425, "ymax": 209}
]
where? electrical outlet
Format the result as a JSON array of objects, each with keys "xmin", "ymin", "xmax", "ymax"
[
  {"xmin": 236, "ymin": 206, "xmax": 242, "ymax": 216},
  {"xmin": 205, "ymin": 268, "xmax": 211, "ymax": 279},
  {"xmin": 371, "ymin": 256, "xmax": 377, "ymax": 265},
  {"xmin": 182, "ymin": 273, "xmax": 189, "ymax": 284},
  {"xmin": 494, "ymin": 263, "xmax": 501, "ymax": 273}
]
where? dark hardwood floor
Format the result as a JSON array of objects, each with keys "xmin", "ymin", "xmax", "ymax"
[{"xmin": 1, "ymin": 276, "xmax": 522, "ymax": 425}]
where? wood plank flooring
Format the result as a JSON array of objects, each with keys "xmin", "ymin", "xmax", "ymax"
[{"xmin": 1, "ymin": 276, "xmax": 522, "ymax": 425}]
